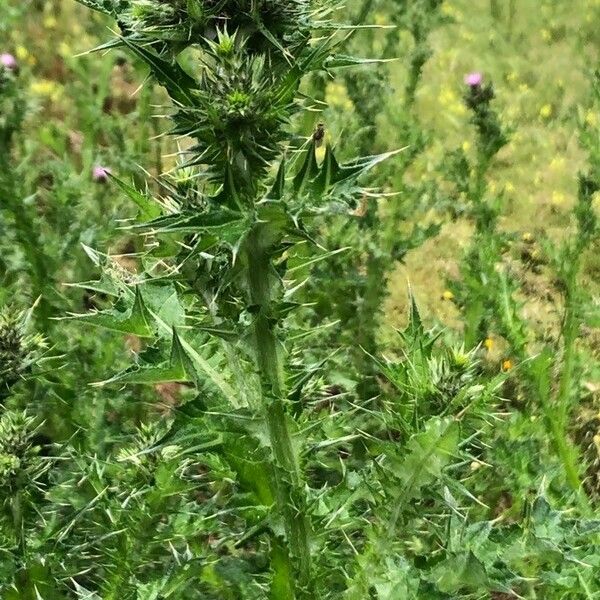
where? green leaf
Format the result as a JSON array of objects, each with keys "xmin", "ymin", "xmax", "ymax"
[
  {"xmin": 67, "ymin": 286, "xmax": 155, "ymax": 337},
  {"xmin": 392, "ymin": 417, "xmax": 460, "ymax": 502},
  {"xmin": 135, "ymin": 208, "xmax": 243, "ymax": 235},
  {"xmin": 324, "ymin": 54, "xmax": 397, "ymax": 69},
  {"xmin": 313, "ymin": 143, "xmax": 342, "ymax": 194},
  {"xmin": 286, "ymin": 246, "xmax": 350, "ymax": 274},
  {"xmin": 431, "ymin": 552, "xmax": 489, "ymax": 594},
  {"xmin": 333, "ymin": 148, "xmax": 405, "ymax": 187},
  {"xmin": 65, "ymin": 274, "xmax": 121, "ymax": 297},
  {"xmin": 110, "ymin": 175, "xmax": 162, "ymax": 220},
  {"xmin": 5, "ymin": 560, "xmax": 63, "ymax": 600},
  {"xmin": 119, "ymin": 37, "xmax": 196, "ymax": 105},
  {"xmin": 267, "ymin": 158, "xmax": 286, "ymax": 200},
  {"xmin": 148, "ymin": 309, "xmax": 243, "ymax": 408},
  {"xmin": 293, "ymin": 140, "xmax": 319, "ymax": 195},
  {"xmin": 74, "ymin": 0, "xmax": 116, "ymax": 16},
  {"xmin": 95, "ymin": 328, "xmax": 191, "ymax": 386}
]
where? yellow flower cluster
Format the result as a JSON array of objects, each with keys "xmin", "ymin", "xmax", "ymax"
[
  {"xmin": 30, "ymin": 79, "xmax": 63, "ymax": 103},
  {"xmin": 437, "ymin": 86, "xmax": 466, "ymax": 116},
  {"xmin": 16, "ymin": 45, "xmax": 36, "ymax": 66},
  {"xmin": 325, "ymin": 82, "xmax": 353, "ymax": 113}
]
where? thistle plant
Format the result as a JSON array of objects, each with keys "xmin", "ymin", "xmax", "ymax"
[
  {"xmin": 446, "ymin": 72, "xmax": 600, "ymax": 508},
  {"xmin": 307, "ymin": 0, "xmax": 446, "ymax": 399},
  {"xmin": 0, "ymin": 302, "xmax": 53, "ymax": 594},
  {"xmin": 0, "ymin": 52, "xmax": 53, "ymax": 320},
  {"xmin": 446, "ymin": 73, "xmax": 513, "ymax": 349},
  {"xmin": 0, "ymin": 306, "xmax": 46, "ymax": 401},
  {"xmin": 0, "ymin": 53, "xmax": 23, "ymax": 149},
  {"xmin": 0, "ymin": 410, "xmax": 52, "ymax": 581},
  {"xmin": 72, "ymin": 0, "xmax": 395, "ymax": 595}
]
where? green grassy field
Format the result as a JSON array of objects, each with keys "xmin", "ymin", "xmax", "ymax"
[{"xmin": 380, "ymin": 0, "xmax": 600, "ymax": 326}]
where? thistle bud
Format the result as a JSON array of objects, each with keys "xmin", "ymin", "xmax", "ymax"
[
  {"xmin": 462, "ymin": 72, "xmax": 508, "ymax": 158},
  {"xmin": 464, "ymin": 72, "xmax": 483, "ymax": 87},
  {"xmin": 0, "ymin": 307, "xmax": 45, "ymax": 398},
  {"xmin": 0, "ymin": 410, "xmax": 47, "ymax": 494},
  {"xmin": 92, "ymin": 165, "xmax": 112, "ymax": 183},
  {"xmin": 0, "ymin": 53, "xmax": 18, "ymax": 73}
]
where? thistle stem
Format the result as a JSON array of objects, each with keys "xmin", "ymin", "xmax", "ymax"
[
  {"xmin": 554, "ymin": 261, "xmax": 589, "ymax": 510},
  {"xmin": 245, "ymin": 226, "xmax": 313, "ymax": 599}
]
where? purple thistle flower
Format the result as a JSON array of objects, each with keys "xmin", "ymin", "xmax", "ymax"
[
  {"xmin": 1, "ymin": 53, "xmax": 18, "ymax": 72},
  {"xmin": 92, "ymin": 165, "xmax": 112, "ymax": 183},
  {"xmin": 464, "ymin": 72, "xmax": 483, "ymax": 87}
]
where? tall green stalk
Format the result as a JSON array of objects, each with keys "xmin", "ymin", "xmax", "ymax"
[{"xmin": 245, "ymin": 226, "xmax": 313, "ymax": 594}]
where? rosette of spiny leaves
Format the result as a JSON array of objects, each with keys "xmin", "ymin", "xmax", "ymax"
[
  {"xmin": 346, "ymin": 492, "xmax": 600, "ymax": 598},
  {"xmin": 331, "ymin": 299, "xmax": 507, "ymax": 597},
  {"xmin": 73, "ymin": 0, "xmax": 397, "ymax": 596}
]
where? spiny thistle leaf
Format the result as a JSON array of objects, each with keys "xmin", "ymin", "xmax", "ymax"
[
  {"xmin": 109, "ymin": 175, "xmax": 162, "ymax": 220},
  {"xmin": 119, "ymin": 36, "xmax": 196, "ymax": 105},
  {"xmin": 67, "ymin": 286, "xmax": 155, "ymax": 337},
  {"xmin": 390, "ymin": 416, "xmax": 460, "ymax": 500},
  {"xmin": 94, "ymin": 328, "xmax": 192, "ymax": 386},
  {"xmin": 74, "ymin": 0, "xmax": 119, "ymax": 16}
]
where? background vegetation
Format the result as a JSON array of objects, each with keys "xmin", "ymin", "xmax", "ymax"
[{"xmin": 2, "ymin": 0, "xmax": 600, "ymax": 598}]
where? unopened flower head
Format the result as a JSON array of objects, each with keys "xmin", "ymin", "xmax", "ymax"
[
  {"xmin": 1, "ymin": 53, "xmax": 18, "ymax": 71},
  {"xmin": 464, "ymin": 72, "xmax": 483, "ymax": 87},
  {"xmin": 93, "ymin": 165, "xmax": 112, "ymax": 183},
  {"xmin": 0, "ymin": 307, "xmax": 46, "ymax": 398}
]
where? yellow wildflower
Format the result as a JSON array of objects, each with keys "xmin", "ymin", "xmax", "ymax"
[
  {"xmin": 374, "ymin": 13, "xmax": 387, "ymax": 26},
  {"xmin": 43, "ymin": 15, "xmax": 57, "ymax": 29},
  {"xmin": 438, "ymin": 86, "xmax": 457, "ymax": 107},
  {"xmin": 522, "ymin": 232, "xmax": 534, "ymax": 243},
  {"xmin": 58, "ymin": 42, "xmax": 72, "ymax": 58},
  {"xmin": 16, "ymin": 45, "xmax": 36, "ymax": 66},
  {"xmin": 441, "ymin": 2, "xmax": 455, "ymax": 16},
  {"xmin": 442, "ymin": 290, "xmax": 455, "ymax": 301},
  {"xmin": 539, "ymin": 104, "xmax": 552, "ymax": 119},
  {"xmin": 585, "ymin": 110, "xmax": 598, "ymax": 127},
  {"xmin": 325, "ymin": 81, "xmax": 353, "ymax": 112},
  {"xmin": 501, "ymin": 359, "xmax": 513, "ymax": 372},
  {"xmin": 30, "ymin": 79, "xmax": 62, "ymax": 102}
]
